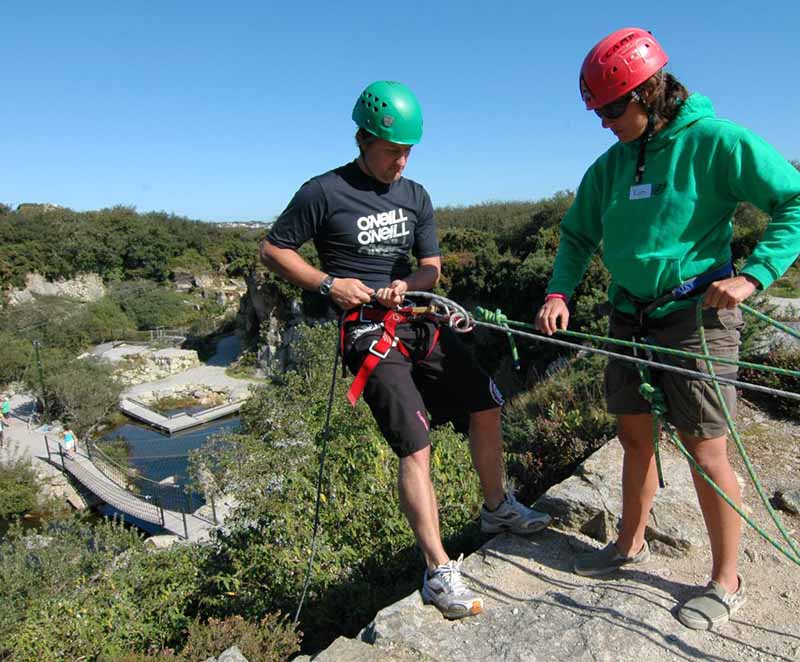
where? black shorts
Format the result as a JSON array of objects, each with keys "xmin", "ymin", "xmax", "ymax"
[{"xmin": 343, "ymin": 319, "xmax": 504, "ymax": 457}]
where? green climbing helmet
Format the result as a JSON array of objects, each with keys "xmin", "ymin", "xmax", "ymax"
[{"xmin": 352, "ymin": 80, "xmax": 423, "ymax": 145}]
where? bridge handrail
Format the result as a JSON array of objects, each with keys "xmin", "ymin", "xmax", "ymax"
[{"xmin": 86, "ymin": 438, "xmax": 214, "ymax": 521}]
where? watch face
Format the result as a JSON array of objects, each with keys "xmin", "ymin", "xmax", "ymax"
[{"xmin": 320, "ymin": 276, "xmax": 333, "ymax": 295}]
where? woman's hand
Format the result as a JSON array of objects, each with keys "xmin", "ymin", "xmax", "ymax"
[
  {"xmin": 703, "ymin": 275, "xmax": 760, "ymax": 309},
  {"xmin": 535, "ymin": 298, "xmax": 570, "ymax": 335}
]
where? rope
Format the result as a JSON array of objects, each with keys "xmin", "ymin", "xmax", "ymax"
[
  {"xmin": 460, "ymin": 295, "xmax": 800, "ymax": 567},
  {"xmin": 294, "ymin": 329, "xmax": 341, "ymax": 625},
  {"xmin": 473, "ymin": 312, "xmax": 800, "ymax": 402}
]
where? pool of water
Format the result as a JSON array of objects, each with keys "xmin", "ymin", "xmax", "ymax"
[{"xmin": 100, "ymin": 415, "xmax": 241, "ymax": 484}]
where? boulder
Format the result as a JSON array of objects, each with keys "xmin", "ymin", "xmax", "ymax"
[{"xmin": 534, "ymin": 438, "xmax": 723, "ymax": 556}]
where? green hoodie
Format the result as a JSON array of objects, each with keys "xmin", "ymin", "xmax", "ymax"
[{"xmin": 548, "ymin": 93, "xmax": 800, "ymax": 318}]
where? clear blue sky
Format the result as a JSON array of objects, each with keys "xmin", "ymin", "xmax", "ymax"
[{"xmin": 2, "ymin": 1, "xmax": 799, "ymax": 222}]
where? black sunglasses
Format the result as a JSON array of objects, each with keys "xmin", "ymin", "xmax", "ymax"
[{"xmin": 594, "ymin": 92, "xmax": 633, "ymax": 120}]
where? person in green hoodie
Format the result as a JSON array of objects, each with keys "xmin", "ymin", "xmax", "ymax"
[{"xmin": 535, "ymin": 27, "xmax": 800, "ymax": 630}]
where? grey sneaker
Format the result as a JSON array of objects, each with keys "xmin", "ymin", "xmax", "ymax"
[
  {"xmin": 678, "ymin": 575, "xmax": 746, "ymax": 630},
  {"xmin": 421, "ymin": 554, "xmax": 483, "ymax": 620},
  {"xmin": 480, "ymin": 492, "xmax": 552, "ymax": 535},
  {"xmin": 574, "ymin": 540, "xmax": 650, "ymax": 577}
]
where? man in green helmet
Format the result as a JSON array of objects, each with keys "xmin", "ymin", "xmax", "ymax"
[{"xmin": 261, "ymin": 80, "xmax": 551, "ymax": 620}]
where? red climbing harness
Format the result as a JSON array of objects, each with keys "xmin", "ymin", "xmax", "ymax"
[{"xmin": 341, "ymin": 304, "xmax": 441, "ymax": 406}]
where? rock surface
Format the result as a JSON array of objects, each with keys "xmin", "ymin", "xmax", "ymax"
[
  {"xmin": 115, "ymin": 348, "xmax": 201, "ymax": 384},
  {"xmin": 5, "ymin": 272, "xmax": 106, "ymax": 305},
  {"xmin": 305, "ymin": 439, "xmax": 800, "ymax": 661}
]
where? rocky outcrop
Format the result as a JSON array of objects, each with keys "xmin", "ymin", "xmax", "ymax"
[
  {"xmin": 115, "ymin": 348, "xmax": 201, "ymax": 384},
  {"xmin": 5, "ymin": 272, "xmax": 106, "ymax": 305},
  {"xmin": 240, "ymin": 269, "xmax": 330, "ymax": 373},
  {"xmin": 302, "ymin": 440, "xmax": 799, "ymax": 661},
  {"xmin": 532, "ymin": 438, "xmax": 744, "ymax": 557},
  {"xmin": 172, "ymin": 271, "xmax": 246, "ymax": 308},
  {"xmin": 129, "ymin": 383, "xmax": 232, "ymax": 406}
]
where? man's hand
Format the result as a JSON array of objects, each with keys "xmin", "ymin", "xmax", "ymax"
[
  {"xmin": 374, "ymin": 279, "xmax": 408, "ymax": 308},
  {"xmin": 703, "ymin": 275, "xmax": 760, "ymax": 309},
  {"xmin": 330, "ymin": 278, "xmax": 374, "ymax": 310},
  {"xmin": 535, "ymin": 298, "xmax": 570, "ymax": 336}
]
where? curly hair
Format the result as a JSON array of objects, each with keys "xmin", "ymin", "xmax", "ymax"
[{"xmin": 637, "ymin": 70, "xmax": 689, "ymax": 125}]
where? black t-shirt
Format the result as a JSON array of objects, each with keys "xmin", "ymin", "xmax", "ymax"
[{"xmin": 267, "ymin": 161, "xmax": 441, "ymax": 291}]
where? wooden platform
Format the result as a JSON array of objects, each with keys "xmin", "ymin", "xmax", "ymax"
[{"xmin": 119, "ymin": 397, "xmax": 245, "ymax": 434}]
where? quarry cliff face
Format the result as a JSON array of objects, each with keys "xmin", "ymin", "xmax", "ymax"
[
  {"xmin": 241, "ymin": 268, "xmax": 305, "ymax": 373},
  {"xmin": 240, "ymin": 268, "xmax": 338, "ymax": 373},
  {"xmin": 4, "ymin": 272, "xmax": 106, "ymax": 305}
]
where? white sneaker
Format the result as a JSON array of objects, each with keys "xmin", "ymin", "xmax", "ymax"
[
  {"xmin": 421, "ymin": 554, "xmax": 483, "ymax": 620},
  {"xmin": 480, "ymin": 492, "xmax": 552, "ymax": 535}
]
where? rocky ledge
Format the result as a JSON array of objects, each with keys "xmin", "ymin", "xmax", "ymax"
[{"xmin": 298, "ymin": 439, "xmax": 800, "ymax": 662}]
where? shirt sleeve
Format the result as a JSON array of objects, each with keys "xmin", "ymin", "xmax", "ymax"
[
  {"xmin": 728, "ymin": 131, "xmax": 800, "ymax": 289},
  {"xmin": 547, "ymin": 166, "xmax": 604, "ymax": 297},
  {"xmin": 266, "ymin": 179, "xmax": 327, "ymax": 250},
  {"xmin": 412, "ymin": 188, "xmax": 441, "ymax": 259}
]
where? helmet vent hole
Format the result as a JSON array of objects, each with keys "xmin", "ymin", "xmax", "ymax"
[
  {"xmin": 382, "ymin": 102, "xmax": 387, "ymax": 107},
  {"xmin": 612, "ymin": 66, "xmax": 618, "ymax": 73}
]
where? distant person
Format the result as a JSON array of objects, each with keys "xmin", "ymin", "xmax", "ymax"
[
  {"xmin": 261, "ymin": 80, "xmax": 551, "ymax": 620},
  {"xmin": 62, "ymin": 426, "xmax": 77, "ymax": 458},
  {"xmin": 0, "ymin": 415, "xmax": 5, "ymax": 447},
  {"xmin": 535, "ymin": 27, "xmax": 800, "ymax": 630},
  {"xmin": 1, "ymin": 394, "xmax": 10, "ymax": 422}
]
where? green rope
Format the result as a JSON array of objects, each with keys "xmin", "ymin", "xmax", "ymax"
[
  {"xmin": 488, "ymin": 315, "xmax": 800, "ymax": 380},
  {"xmin": 476, "ymin": 307, "xmax": 520, "ymax": 370},
  {"xmin": 691, "ymin": 300, "xmax": 800, "ymax": 564},
  {"xmin": 473, "ymin": 301, "xmax": 800, "ymax": 567}
]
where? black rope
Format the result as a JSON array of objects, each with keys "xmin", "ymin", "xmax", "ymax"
[{"xmin": 293, "ymin": 329, "xmax": 342, "ymax": 625}]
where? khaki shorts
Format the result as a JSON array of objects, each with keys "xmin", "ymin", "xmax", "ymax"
[{"xmin": 604, "ymin": 305, "xmax": 744, "ymax": 438}]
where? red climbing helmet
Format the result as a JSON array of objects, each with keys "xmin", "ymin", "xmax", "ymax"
[{"xmin": 579, "ymin": 27, "xmax": 668, "ymax": 109}]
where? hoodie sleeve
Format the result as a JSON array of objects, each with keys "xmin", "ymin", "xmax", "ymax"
[
  {"xmin": 727, "ymin": 130, "xmax": 800, "ymax": 289},
  {"xmin": 547, "ymin": 165, "xmax": 604, "ymax": 298}
]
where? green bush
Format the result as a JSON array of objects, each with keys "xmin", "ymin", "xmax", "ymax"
[
  {"xmin": 38, "ymin": 357, "xmax": 123, "ymax": 434},
  {"xmin": 0, "ymin": 204, "xmax": 261, "ymax": 289},
  {"xmin": 503, "ymin": 354, "xmax": 616, "ymax": 505},
  {"xmin": 0, "ymin": 331, "xmax": 32, "ymax": 384},
  {"xmin": 111, "ymin": 281, "xmax": 194, "ymax": 330},
  {"xmin": 740, "ymin": 345, "xmax": 800, "ymax": 419},
  {"xmin": 179, "ymin": 614, "xmax": 300, "ymax": 662},
  {"xmin": 0, "ymin": 445, "xmax": 40, "ymax": 518}
]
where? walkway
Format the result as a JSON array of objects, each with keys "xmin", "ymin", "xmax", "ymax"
[
  {"xmin": 3, "ymin": 334, "xmax": 253, "ymax": 539},
  {"xmin": 122, "ymin": 334, "xmax": 260, "ymax": 403},
  {"xmin": 49, "ymin": 441, "xmax": 215, "ymax": 540}
]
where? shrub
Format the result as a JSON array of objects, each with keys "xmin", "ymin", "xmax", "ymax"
[
  {"xmin": 38, "ymin": 357, "xmax": 123, "ymax": 434},
  {"xmin": 0, "ymin": 516, "xmax": 204, "ymax": 660},
  {"xmin": 179, "ymin": 614, "xmax": 300, "ymax": 662},
  {"xmin": 111, "ymin": 281, "xmax": 193, "ymax": 330},
  {"xmin": 0, "ymin": 445, "xmax": 40, "ymax": 518},
  {"xmin": 739, "ymin": 345, "xmax": 800, "ymax": 420},
  {"xmin": 502, "ymin": 354, "xmax": 615, "ymax": 505}
]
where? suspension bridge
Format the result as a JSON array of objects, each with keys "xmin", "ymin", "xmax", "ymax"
[{"xmin": 45, "ymin": 435, "xmax": 219, "ymax": 541}]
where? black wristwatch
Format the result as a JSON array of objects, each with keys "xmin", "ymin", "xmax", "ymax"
[{"xmin": 319, "ymin": 275, "xmax": 335, "ymax": 296}]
